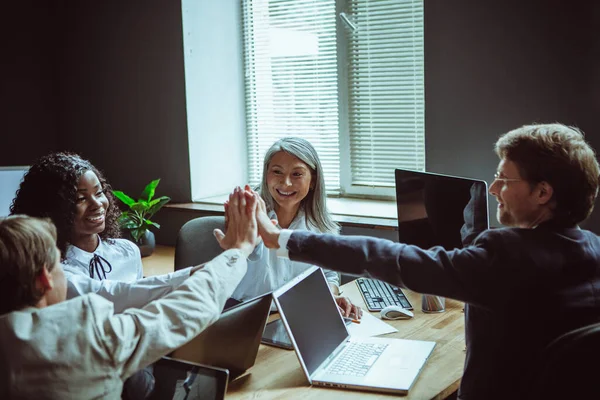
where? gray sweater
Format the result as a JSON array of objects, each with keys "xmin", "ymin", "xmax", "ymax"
[{"xmin": 0, "ymin": 249, "xmax": 247, "ymax": 399}]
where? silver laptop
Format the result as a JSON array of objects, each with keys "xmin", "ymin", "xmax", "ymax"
[{"xmin": 273, "ymin": 267, "xmax": 436, "ymax": 395}]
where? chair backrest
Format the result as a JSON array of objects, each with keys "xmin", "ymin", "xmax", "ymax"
[
  {"xmin": 530, "ymin": 321, "xmax": 600, "ymax": 399},
  {"xmin": 174, "ymin": 216, "xmax": 225, "ymax": 271}
]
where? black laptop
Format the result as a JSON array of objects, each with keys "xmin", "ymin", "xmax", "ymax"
[
  {"xmin": 395, "ymin": 168, "xmax": 489, "ymax": 250},
  {"xmin": 169, "ymin": 292, "xmax": 272, "ymax": 380}
]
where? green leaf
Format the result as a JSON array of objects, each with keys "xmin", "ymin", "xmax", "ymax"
[
  {"xmin": 118, "ymin": 211, "xmax": 143, "ymax": 229},
  {"xmin": 113, "ymin": 191, "xmax": 136, "ymax": 207},
  {"xmin": 147, "ymin": 196, "xmax": 171, "ymax": 219},
  {"xmin": 114, "ymin": 179, "xmax": 167, "ymax": 235},
  {"xmin": 131, "ymin": 202, "xmax": 149, "ymax": 214},
  {"xmin": 145, "ymin": 220, "xmax": 160, "ymax": 229},
  {"xmin": 131, "ymin": 227, "xmax": 146, "ymax": 242},
  {"xmin": 117, "ymin": 211, "xmax": 130, "ymax": 223},
  {"xmin": 140, "ymin": 179, "xmax": 160, "ymax": 202}
]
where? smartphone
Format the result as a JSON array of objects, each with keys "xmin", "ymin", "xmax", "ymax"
[{"xmin": 260, "ymin": 318, "xmax": 294, "ymax": 350}]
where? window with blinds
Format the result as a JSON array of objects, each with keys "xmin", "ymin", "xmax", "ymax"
[
  {"xmin": 242, "ymin": 0, "xmax": 424, "ymax": 197},
  {"xmin": 344, "ymin": 0, "xmax": 424, "ymax": 195}
]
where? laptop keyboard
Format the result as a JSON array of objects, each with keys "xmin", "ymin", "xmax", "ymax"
[
  {"xmin": 327, "ymin": 342, "xmax": 388, "ymax": 377},
  {"xmin": 357, "ymin": 277, "xmax": 413, "ymax": 311}
]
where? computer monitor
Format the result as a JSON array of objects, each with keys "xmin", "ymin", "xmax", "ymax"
[
  {"xmin": 394, "ymin": 169, "xmax": 489, "ymax": 250},
  {"xmin": 0, "ymin": 166, "xmax": 29, "ymax": 217}
]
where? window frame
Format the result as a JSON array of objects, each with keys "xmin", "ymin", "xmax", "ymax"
[{"xmin": 241, "ymin": 0, "xmax": 424, "ymax": 200}]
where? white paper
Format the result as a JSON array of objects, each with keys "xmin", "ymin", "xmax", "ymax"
[{"xmin": 347, "ymin": 312, "xmax": 398, "ymax": 337}]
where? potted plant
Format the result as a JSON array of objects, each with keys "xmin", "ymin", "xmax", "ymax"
[{"xmin": 113, "ymin": 179, "xmax": 171, "ymax": 257}]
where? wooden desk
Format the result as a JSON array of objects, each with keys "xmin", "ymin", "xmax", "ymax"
[
  {"xmin": 142, "ymin": 245, "xmax": 175, "ymax": 276},
  {"xmin": 142, "ymin": 247, "xmax": 466, "ymax": 399}
]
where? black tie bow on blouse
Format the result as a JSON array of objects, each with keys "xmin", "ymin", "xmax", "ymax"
[{"xmin": 88, "ymin": 253, "xmax": 113, "ymax": 280}]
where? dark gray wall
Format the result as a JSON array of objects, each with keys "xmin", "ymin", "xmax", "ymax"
[
  {"xmin": 0, "ymin": 2, "xmax": 60, "ymax": 164},
  {"xmin": 1, "ymin": 0, "xmax": 191, "ymax": 203},
  {"xmin": 55, "ymin": 0, "xmax": 192, "ymax": 203},
  {"xmin": 425, "ymin": 0, "xmax": 598, "ymax": 229},
  {"xmin": 580, "ymin": 1, "xmax": 600, "ymax": 232}
]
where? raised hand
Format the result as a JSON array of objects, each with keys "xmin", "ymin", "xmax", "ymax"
[
  {"xmin": 242, "ymin": 185, "xmax": 281, "ymax": 249},
  {"xmin": 223, "ymin": 200, "xmax": 229, "ymax": 232},
  {"xmin": 214, "ymin": 187, "xmax": 259, "ymax": 257}
]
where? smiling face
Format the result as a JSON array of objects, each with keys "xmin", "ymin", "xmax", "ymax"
[
  {"xmin": 71, "ymin": 170, "xmax": 109, "ymax": 244},
  {"xmin": 266, "ymin": 151, "xmax": 313, "ymax": 216},
  {"xmin": 489, "ymin": 158, "xmax": 552, "ymax": 228}
]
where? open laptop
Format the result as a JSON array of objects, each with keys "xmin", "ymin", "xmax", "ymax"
[
  {"xmin": 273, "ymin": 267, "xmax": 436, "ymax": 394},
  {"xmin": 395, "ymin": 168, "xmax": 489, "ymax": 249},
  {"xmin": 169, "ymin": 292, "xmax": 271, "ymax": 380},
  {"xmin": 0, "ymin": 166, "xmax": 28, "ymax": 217},
  {"xmin": 150, "ymin": 356, "xmax": 228, "ymax": 400}
]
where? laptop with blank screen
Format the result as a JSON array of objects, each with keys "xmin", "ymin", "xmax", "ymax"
[
  {"xmin": 169, "ymin": 292, "xmax": 271, "ymax": 380},
  {"xmin": 0, "ymin": 166, "xmax": 28, "ymax": 217},
  {"xmin": 150, "ymin": 356, "xmax": 228, "ymax": 400},
  {"xmin": 273, "ymin": 267, "xmax": 436, "ymax": 394},
  {"xmin": 395, "ymin": 168, "xmax": 489, "ymax": 249}
]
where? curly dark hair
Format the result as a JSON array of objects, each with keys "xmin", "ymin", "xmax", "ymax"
[{"xmin": 9, "ymin": 152, "xmax": 121, "ymax": 259}]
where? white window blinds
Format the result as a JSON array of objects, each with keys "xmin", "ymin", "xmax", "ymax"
[
  {"xmin": 242, "ymin": 0, "xmax": 424, "ymax": 196},
  {"xmin": 242, "ymin": 0, "xmax": 341, "ymax": 194},
  {"xmin": 346, "ymin": 0, "xmax": 425, "ymax": 189}
]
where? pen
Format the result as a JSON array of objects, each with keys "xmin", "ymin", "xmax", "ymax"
[{"xmin": 344, "ymin": 317, "xmax": 361, "ymax": 324}]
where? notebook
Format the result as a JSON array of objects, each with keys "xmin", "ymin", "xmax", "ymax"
[
  {"xmin": 273, "ymin": 267, "xmax": 436, "ymax": 394},
  {"xmin": 395, "ymin": 168, "xmax": 489, "ymax": 250},
  {"xmin": 150, "ymin": 356, "xmax": 228, "ymax": 400},
  {"xmin": 169, "ymin": 292, "xmax": 272, "ymax": 379}
]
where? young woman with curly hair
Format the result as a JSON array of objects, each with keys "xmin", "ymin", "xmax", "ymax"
[
  {"xmin": 10, "ymin": 152, "xmax": 194, "ymax": 309},
  {"xmin": 10, "ymin": 152, "xmax": 200, "ymax": 400}
]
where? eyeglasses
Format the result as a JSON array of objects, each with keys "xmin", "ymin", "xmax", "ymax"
[{"xmin": 493, "ymin": 172, "xmax": 523, "ymax": 183}]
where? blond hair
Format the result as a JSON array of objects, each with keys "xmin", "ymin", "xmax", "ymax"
[{"xmin": 0, "ymin": 215, "xmax": 59, "ymax": 314}]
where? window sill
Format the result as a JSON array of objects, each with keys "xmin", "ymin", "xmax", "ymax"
[{"xmin": 166, "ymin": 195, "xmax": 398, "ymax": 230}]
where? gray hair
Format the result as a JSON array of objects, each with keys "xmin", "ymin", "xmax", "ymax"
[{"xmin": 259, "ymin": 137, "xmax": 339, "ymax": 233}]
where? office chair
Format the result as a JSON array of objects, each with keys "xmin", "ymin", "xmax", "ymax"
[
  {"xmin": 174, "ymin": 216, "xmax": 225, "ymax": 271},
  {"xmin": 529, "ymin": 321, "xmax": 600, "ymax": 399}
]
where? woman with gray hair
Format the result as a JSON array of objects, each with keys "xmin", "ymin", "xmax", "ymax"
[{"xmin": 220, "ymin": 137, "xmax": 361, "ymax": 318}]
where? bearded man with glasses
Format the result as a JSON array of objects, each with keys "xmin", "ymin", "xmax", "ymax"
[{"xmin": 249, "ymin": 123, "xmax": 600, "ymax": 400}]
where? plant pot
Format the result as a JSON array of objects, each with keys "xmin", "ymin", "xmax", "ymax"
[{"xmin": 126, "ymin": 230, "xmax": 156, "ymax": 258}]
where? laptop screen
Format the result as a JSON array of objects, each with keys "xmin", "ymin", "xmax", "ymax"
[
  {"xmin": 0, "ymin": 166, "xmax": 28, "ymax": 217},
  {"xmin": 275, "ymin": 267, "xmax": 348, "ymax": 376},
  {"xmin": 151, "ymin": 356, "xmax": 228, "ymax": 400},
  {"xmin": 169, "ymin": 292, "xmax": 271, "ymax": 378},
  {"xmin": 395, "ymin": 169, "xmax": 489, "ymax": 250}
]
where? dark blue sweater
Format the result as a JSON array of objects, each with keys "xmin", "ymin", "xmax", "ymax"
[{"xmin": 287, "ymin": 222, "xmax": 600, "ymax": 399}]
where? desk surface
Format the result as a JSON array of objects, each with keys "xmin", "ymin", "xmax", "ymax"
[{"xmin": 142, "ymin": 246, "xmax": 466, "ymax": 400}]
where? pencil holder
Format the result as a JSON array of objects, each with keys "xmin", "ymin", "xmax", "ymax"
[{"xmin": 421, "ymin": 294, "xmax": 445, "ymax": 313}]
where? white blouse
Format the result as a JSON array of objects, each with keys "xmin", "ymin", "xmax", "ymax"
[
  {"xmin": 231, "ymin": 209, "xmax": 340, "ymax": 302},
  {"xmin": 63, "ymin": 236, "xmax": 192, "ymax": 312},
  {"xmin": 63, "ymin": 236, "xmax": 143, "ymax": 283}
]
